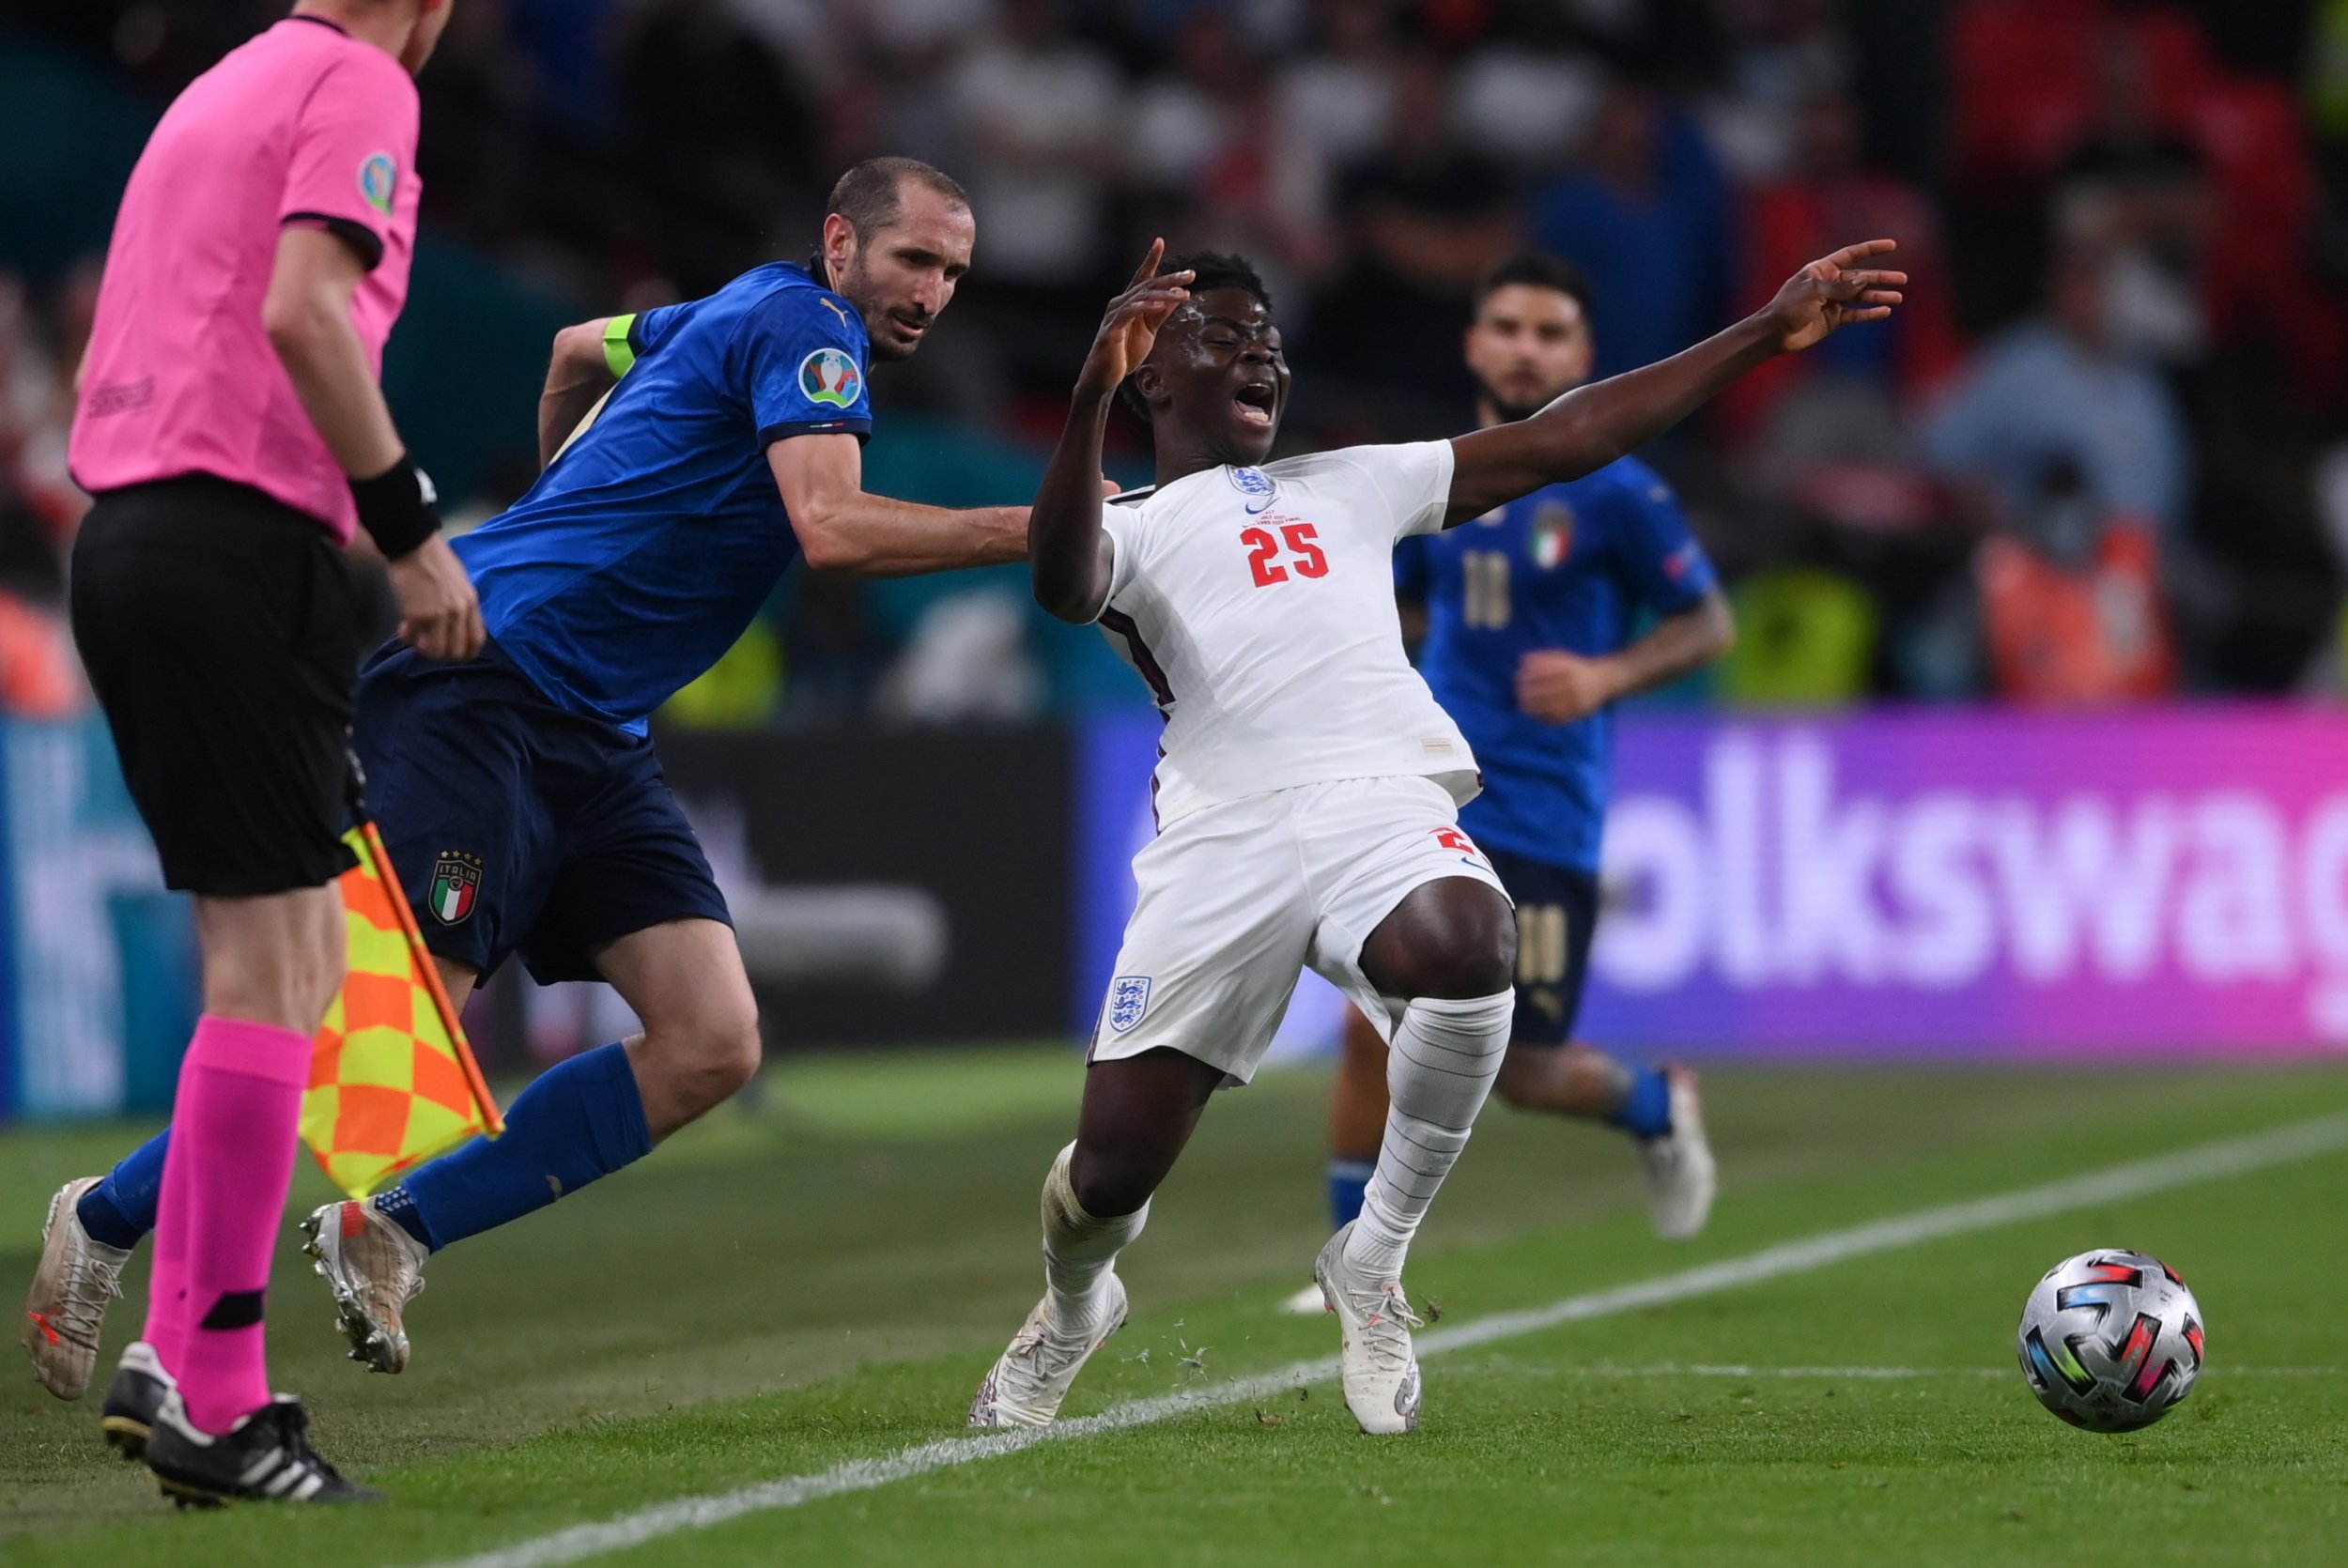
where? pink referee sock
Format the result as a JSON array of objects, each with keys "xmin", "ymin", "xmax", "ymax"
[{"xmin": 152, "ymin": 1014, "xmax": 311, "ymax": 1434}]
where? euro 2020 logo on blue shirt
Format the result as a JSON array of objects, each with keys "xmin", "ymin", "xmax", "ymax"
[
  {"xmin": 1228, "ymin": 465, "xmax": 1277, "ymax": 514},
  {"xmin": 799, "ymin": 346, "xmax": 863, "ymax": 409},
  {"xmin": 1106, "ymin": 975, "xmax": 1151, "ymax": 1035}
]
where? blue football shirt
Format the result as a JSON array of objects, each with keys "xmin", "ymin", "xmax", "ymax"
[
  {"xmin": 1399, "ymin": 455, "xmax": 1718, "ymax": 872},
  {"xmin": 456, "ymin": 260, "xmax": 872, "ymax": 731}
]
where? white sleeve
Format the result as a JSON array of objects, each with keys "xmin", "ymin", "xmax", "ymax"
[
  {"xmin": 1093, "ymin": 501, "xmax": 1148, "ymax": 621},
  {"xmin": 1336, "ymin": 440, "xmax": 1457, "ymax": 540}
]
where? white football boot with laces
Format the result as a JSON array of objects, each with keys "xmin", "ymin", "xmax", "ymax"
[
  {"xmin": 966, "ymin": 1274, "xmax": 1129, "ymax": 1429},
  {"xmin": 300, "ymin": 1200, "xmax": 429, "ymax": 1374},
  {"xmin": 23, "ymin": 1177, "xmax": 131, "ymax": 1401},
  {"xmin": 1638, "ymin": 1066, "xmax": 1717, "ymax": 1241},
  {"xmin": 1314, "ymin": 1222, "xmax": 1424, "ymax": 1435}
]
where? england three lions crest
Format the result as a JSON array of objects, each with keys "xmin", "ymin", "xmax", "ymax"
[{"xmin": 1106, "ymin": 976, "xmax": 1151, "ymax": 1034}]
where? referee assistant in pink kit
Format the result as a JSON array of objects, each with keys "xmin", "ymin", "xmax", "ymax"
[{"xmin": 64, "ymin": 1, "xmax": 478, "ymax": 1505}]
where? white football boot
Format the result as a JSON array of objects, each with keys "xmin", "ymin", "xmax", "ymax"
[
  {"xmin": 300, "ymin": 1200, "xmax": 429, "ymax": 1374},
  {"xmin": 1639, "ymin": 1066, "xmax": 1717, "ymax": 1241},
  {"xmin": 1314, "ymin": 1222, "xmax": 1424, "ymax": 1435},
  {"xmin": 966, "ymin": 1274, "xmax": 1129, "ymax": 1429},
  {"xmin": 23, "ymin": 1177, "xmax": 131, "ymax": 1401}
]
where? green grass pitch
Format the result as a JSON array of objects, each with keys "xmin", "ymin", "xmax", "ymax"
[{"xmin": 5, "ymin": 1048, "xmax": 2345, "ymax": 1566}]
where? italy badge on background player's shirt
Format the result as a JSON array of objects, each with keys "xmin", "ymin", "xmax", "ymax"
[{"xmin": 1529, "ymin": 500, "xmax": 1574, "ymax": 570}]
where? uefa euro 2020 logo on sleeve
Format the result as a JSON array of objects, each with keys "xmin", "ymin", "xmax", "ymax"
[
  {"xmin": 1107, "ymin": 976, "xmax": 1151, "ymax": 1035},
  {"xmin": 358, "ymin": 152, "xmax": 397, "ymax": 215},
  {"xmin": 799, "ymin": 347, "xmax": 863, "ymax": 410}
]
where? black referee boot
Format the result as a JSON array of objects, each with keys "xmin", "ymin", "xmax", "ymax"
[
  {"xmin": 144, "ymin": 1391, "xmax": 380, "ymax": 1506},
  {"xmin": 98, "ymin": 1340, "xmax": 174, "ymax": 1461}
]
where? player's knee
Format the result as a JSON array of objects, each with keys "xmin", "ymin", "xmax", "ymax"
[
  {"xmin": 1412, "ymin": 901, "xmax": 1518, "ymax": 999},
  {"xmin": 653, "ymin": 999, "xmax": 763, "ymax": 1113},
  {"xmin": 698, "ymin": 1007, "xmax": 765, "ymax": 1103},
  {"xmin": 1067, "ymin": 1144, "xmax": 1153, "ymax": 1220},
  {"xmin": 1364, "ymin": 880, "xmax": 1516, "ymax": 1000}
]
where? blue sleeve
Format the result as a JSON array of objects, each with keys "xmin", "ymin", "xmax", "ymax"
[
  {"xmin": 1611, "ymin": 469, "xmax": 1717, "ymax": 614},
  {"xmin": 1393, "ymin": 533, "xmax": 1432, "ymax": 602},
  {"xmin": 736, "ymin": 287, "xmax": 873, "ymax": 447}
]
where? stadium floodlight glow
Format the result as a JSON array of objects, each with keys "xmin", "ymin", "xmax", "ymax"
[{"xmin": 2017, "ymin": 1249, "xmax": 2204, "ymax": 1432}]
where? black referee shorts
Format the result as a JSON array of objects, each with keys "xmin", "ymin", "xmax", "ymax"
[{"xmin": 70, "ymin": 474, "xmax": 363, "ymax": 897}]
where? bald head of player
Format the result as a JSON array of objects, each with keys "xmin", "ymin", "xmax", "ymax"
[
  {"xmin": 816, "ymin": 158, "xmax": 976, "ymax": 362},
  {"xmin": 1125, "ymin": 252, "xmax": 1290, "ymax": 474},
  {"xmin": 297, "ymin": 0, "xmax": 456, "ymax": 75},
  {"xmin": 1463, "ymin": 254, "xmax": 1598, "ymax": 425}
]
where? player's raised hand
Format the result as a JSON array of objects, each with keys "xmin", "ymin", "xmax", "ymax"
[
  {"xmin": 1078, "ymin": 238, "xmax": 1194, "ymax": 400},
  {"xmin": 1762, "ymin": 239, "xmax": 1906, "ymax": 353}
]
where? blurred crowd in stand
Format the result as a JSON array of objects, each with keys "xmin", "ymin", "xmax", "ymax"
[{"xmin": 7, "ymin": 0, "xmax": 2348, "ymax": 724}]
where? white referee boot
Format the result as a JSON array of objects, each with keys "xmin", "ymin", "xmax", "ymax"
[
  {"xmin": 966, "ymin": 1275, "xmax": 1128, "ymax": 1429},
  {"xmin": 1314, "ymin": 1222, "xmax": 1423, "ymax": 1435}
]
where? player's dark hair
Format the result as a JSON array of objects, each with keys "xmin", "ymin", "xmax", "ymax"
[
  {"xmin": 1473, "ymin": 253, "xmax": 1594, "ymax": 324},
  {"xmin": 1161, "ymin": 250, "xmax": 1272, "ymax": 313},
  {"xmin": 1120, "ymin": 251, "xmax": 1274, "ymax": 417},
  {"xmin": 827, "ymin": 157, "xmax": 970, "ymax": 238}
]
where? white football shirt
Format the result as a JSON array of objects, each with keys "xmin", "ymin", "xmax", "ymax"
[{"xmin": 1096, "ymin": 440, "xmax": 1480, "ymax": 825}]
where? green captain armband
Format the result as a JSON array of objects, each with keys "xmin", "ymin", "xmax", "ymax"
[{"xmin": 603, "ymin": 315, "xmax": 639, "ymax": 377}]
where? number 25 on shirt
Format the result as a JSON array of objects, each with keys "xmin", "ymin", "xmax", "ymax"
[{"xmin": 1242, "ymin": 522, "xmax": 1328, "ymax": 587}]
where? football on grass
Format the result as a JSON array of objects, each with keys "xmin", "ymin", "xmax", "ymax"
[{"xmin": 2017, "ymin": 1249, "xmax": 2204, "ymax": 1432}]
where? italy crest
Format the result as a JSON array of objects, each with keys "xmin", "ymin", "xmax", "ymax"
[
  {"xmin": 428, "ymin": 852, "xmax": 482, "ymax": 926},
  {"xmin": 1529, "ymin": 500, "xmax": 1575, "ymax": 570}
]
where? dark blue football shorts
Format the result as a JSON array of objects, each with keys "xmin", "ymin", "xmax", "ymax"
[
  {"xmin": 352, "ymin": 640, "xmax": 731, "ymax": 985},
  {"xmin": 1484, "ymin": 847, "xmax": 1600, "ymax": 1047}
]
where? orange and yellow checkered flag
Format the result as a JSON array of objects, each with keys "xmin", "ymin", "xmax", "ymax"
[{"xmin": 301, "ymin": 822, "xmax": 502, "ymax": 1198}]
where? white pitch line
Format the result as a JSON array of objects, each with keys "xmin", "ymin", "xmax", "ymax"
[
  {"xmin": 1492, "ymin": 1363, "xmax": 2341, "ymax": 1380},
  {"xmin": 421, "ymin": 1110, "xmax": 2348, "ymax": 1568}
]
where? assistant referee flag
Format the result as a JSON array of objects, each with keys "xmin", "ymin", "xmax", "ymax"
[{"xmin": 301, "ymin": 822, "xmax": 502, "ymax": 1198}]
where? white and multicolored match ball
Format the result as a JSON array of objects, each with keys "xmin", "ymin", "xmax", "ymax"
[{"xmin": 2017, "ymin": 1248, "xmax": 2204, "ymax": 1433}]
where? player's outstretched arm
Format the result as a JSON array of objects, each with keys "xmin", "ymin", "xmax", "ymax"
[
  {"xmin": 1031, "ymin": 240, "xmax": 1196, "ymax": 623},
  {"xmin": 1444, "ymin": 241, "xmax": 1906, "ymax": 523},
  {"xmin": 769, "ymin": 433, "xmax": 1028, "ymax": 577}
]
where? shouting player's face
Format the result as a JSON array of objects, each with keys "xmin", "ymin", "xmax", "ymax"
[
  {"xmin": 1137, "ymin": 286, "xmax": 1290, "ymax": 467},
  {"xmin": 827, "ymin": 185, "xmax": 977, "ymax": 361},
  {"xmin": 1464, "ymin": 284, "xmax": 1593, "ymax": 423}
]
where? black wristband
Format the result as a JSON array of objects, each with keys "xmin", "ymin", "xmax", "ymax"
[{"xmin": 349, "ymin": 452, "xmax": 441, "ymax": 560}]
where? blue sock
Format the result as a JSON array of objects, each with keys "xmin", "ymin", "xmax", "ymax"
[
  {"xmin": 395, "ymin": 1042, "xmax": 652, "ymax": 1251},
  {"xmin": 76, "ymin": 1130, "xmax": 170, "ymax": 1250},
  {"xmin": 1608, "ymin": 1066, "xmax": 1675, "ymax": 1141},
  {"xmin": 1328, "ymin": 1158, "xmax": 1374, "ymax": 1233}
]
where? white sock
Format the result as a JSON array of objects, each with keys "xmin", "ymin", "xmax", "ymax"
[
  {"xmin": 1348, "ymin": 992, "xmax": 1511, "ymax": 1279},
  {"xmin": 1041, "ymin": 1143, "xmax": 1147, "ymax": 1331}
]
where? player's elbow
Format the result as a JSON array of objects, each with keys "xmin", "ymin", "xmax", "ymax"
[
  {"xmin": 1032, "ymin": 571, "xmax": 1098, "ymax": 625},
  {"xmin": 792, "ymin": 508, "xmax": 869, "ymax": 575},
  {"xmin": 552, "ymin": 320, "xmax": 610, "ymax": 377}
]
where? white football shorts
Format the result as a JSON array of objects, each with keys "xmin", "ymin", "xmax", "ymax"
[{"xmin": 1088, "ymin": 774, "xmax": 1509, "ymax": 1084}]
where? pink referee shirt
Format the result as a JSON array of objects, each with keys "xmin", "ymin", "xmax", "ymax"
[{"xmin": 69, "ymin": 14, "xmax": 423, "ymax": 546}]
